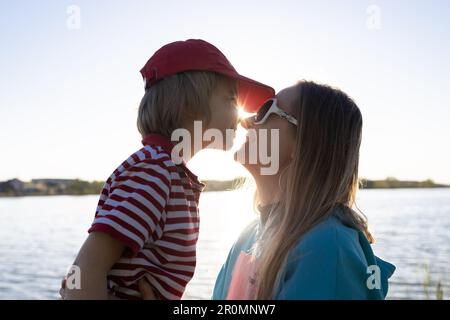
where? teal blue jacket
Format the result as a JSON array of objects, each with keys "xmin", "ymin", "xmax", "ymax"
[{"xmin": 212, "ymin": 211, "xmax": 395, "ymax": 300}]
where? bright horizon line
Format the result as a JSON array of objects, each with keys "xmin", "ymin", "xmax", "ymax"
[{"xmin": 3, "ymin": 175, "xmax": 449, "ymax": 185}]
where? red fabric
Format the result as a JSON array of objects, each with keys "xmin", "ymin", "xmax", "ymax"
[
  {"xmin": 88, "ymin": 142, "xmax": 203, "ymax": 300},
  {"xmin": 141, "ymin": 134, "xmax": 175, "ymax": 155},
  {"xmin": 142, "ymin": 133, "xmax": 204, "ymax": 189},
  {"xmin": 140, "ymin": 39, "xmax": 275, "ymax": 112}
]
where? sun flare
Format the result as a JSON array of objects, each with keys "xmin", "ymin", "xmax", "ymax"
[{"xmin": 238, "ymin": 106, "xmax": 255, "ymax": 121}]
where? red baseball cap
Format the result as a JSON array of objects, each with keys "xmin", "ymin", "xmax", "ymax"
[{"xmin": 140, "ymin": 39, "xmax": 275, "ymax": 113}]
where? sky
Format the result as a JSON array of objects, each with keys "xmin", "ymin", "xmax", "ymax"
[{"xmin": 1, "ymin": 0, "xmax": 450, "ymax": 183}]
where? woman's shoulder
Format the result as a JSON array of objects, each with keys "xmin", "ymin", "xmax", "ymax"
[
  {"xmin": 232, "ymin": 210, "xmax": 363, "ymax": 257},
  {"xmin": 276, "ymin": 212, "xmax": 381, "ymax": 299},
  {"xmin": 287, "ymin": 210, "xmax": 374, "ymax": 280},
  {"xmin": 279, "ymin": 209, "xmax": 395, "ymax": 299},
  {"xmin": 295, "ymin": 212, "xmax": 361, "ymax": 254}
]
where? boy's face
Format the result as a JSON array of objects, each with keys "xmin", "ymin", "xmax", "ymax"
[{"xmin": 205, "ymin": 80, "xmax": 239, "ymax": 151}]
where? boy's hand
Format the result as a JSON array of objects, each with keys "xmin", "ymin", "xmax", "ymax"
[
  {"xmin": 61, "ymin": 274, "xmax": 158, "ymax": 300},
  {"xmin": 138, "ymin": 278, "xmax": 157, "ymax": 300},
  {"xmin": 62, "ymin": 232, "xmax": 125, "ymax": 299},
  {"xmin": 59, "ymin": 278, "xmax": 67, "ymax": 299}
]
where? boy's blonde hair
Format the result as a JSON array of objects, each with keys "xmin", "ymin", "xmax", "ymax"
[{"xmin": 137, "ymin": 71, "xmax": 237, "ymax": 137}]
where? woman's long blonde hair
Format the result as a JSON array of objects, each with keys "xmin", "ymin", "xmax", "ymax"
[{"xmin": 255, "ymin": 80, "xmax": 373, "ymax": 299}]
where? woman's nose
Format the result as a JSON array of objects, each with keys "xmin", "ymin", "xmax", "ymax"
[{"xmin": 240, "ymin": 116, "xmax": 255, "ymax": 130}]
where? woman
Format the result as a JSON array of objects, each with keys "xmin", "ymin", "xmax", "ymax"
[{"xmin": 212, "ymin": 80, "xmax": 395, "ymax": 299}]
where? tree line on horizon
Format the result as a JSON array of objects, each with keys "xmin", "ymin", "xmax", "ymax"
[{"xmin": 0, "ymin": 176, "xmax": 448, "ymax": 197}]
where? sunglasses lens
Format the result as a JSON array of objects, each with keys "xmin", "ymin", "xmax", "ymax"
[{"xmin": 255, "ymin": 100, "xmax": 273, "ymax": 122}]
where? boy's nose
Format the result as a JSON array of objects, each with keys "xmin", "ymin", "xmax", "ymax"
[{"xmin": 240, "ymin": 116, "xmax": 255, "ymax": 130}]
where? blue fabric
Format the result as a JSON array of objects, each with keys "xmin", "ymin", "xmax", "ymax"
[{"xmin": 212, "ymin": 210, "xmax": 396, "ymax": 300}]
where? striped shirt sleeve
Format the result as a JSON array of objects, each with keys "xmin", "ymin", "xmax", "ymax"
[{"xmin": 89, "ymin": 160, "xmax": 171, "ymax": 255}]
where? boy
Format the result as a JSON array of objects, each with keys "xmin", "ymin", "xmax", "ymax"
[{"xmin": 61, "ymin": 39, "xmax": 274, "ymax": 300}]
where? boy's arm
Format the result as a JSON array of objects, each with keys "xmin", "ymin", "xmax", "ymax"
[
  {"xmin": 64, "ymin": 232, "xmax": 125, "ymax": 300},
  {"xmin": 62, "ymin": 159, "xmax": 172, "ymax": 299}
]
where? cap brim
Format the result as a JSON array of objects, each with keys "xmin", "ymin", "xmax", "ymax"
[{"xmin": 221, "ymin": 72, "xmax": 275, "ymax": 113}]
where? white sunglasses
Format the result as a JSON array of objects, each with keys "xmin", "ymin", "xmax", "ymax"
[{"xmin": 253, "ymin": 98, "xmax": 298, "ymax": 126}]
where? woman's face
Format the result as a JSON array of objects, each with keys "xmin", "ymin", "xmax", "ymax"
[{"xmin": 235, "ymin": 85, "xmax": 298, "ymax": 177}]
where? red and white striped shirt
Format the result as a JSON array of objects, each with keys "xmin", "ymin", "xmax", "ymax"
[{"xmin": 88, "ymin": 134, "xmax": 204, "ymax": 300}]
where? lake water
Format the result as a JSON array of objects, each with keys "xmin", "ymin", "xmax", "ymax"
[{"xmin": 0, "ymin": 188, "xmax": 449, "ymax": 300}]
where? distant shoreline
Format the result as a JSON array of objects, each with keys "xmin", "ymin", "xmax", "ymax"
[{"xmin": 0, "ymin": 177, "xmax": 449, "ymax": 197}]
